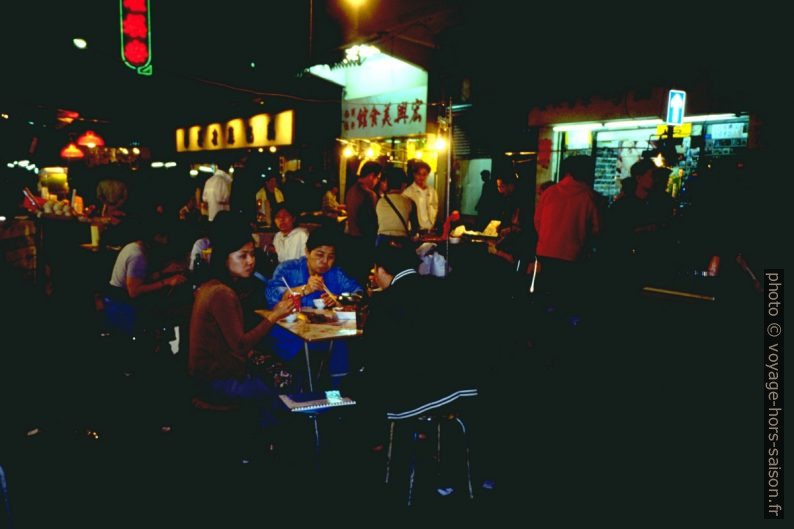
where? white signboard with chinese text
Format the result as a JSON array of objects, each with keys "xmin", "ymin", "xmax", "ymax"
[{"xmin": 342, "ymin": 86, "xmax": 428, "ymax": 139}]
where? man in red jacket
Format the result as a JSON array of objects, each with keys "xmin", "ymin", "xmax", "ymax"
[{"xmin": 533, "ymin": 155, "xmax": 601, "ymax": 317}]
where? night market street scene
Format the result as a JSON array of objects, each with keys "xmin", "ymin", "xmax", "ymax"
[{"xmin": 0, "ymin": 1, "xmax": 786, "ymax": 526}]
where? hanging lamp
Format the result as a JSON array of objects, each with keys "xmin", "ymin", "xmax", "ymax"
[
  {"xmin": 76, "ymin": 130, "xmax": 105, "ymax": 148},
  {"xmin": 60, "ymin": 142, "xmax": 85, "ymax": 159}
]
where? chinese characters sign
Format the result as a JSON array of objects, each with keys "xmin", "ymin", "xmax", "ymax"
[
  {"xmin": 342, "ymin": 86, "xmax": 427, "ymax": 139},
  {"xmin": 175, "ymin": 111, "xmax": 294, "ymax": 152},
  {"xmin": 120, "ymin": 0, "xmax": 152, "ymax": 76}
]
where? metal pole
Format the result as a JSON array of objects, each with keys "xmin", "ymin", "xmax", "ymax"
[
  {"xmin": 445, "ymin": 98, "xmax": 453, "ymax": 275},
  {"xmin": 308, "ymin": 0, "xmax": 313, "ymax": 62}
]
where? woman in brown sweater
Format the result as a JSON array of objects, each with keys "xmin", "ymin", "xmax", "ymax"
[{"xmin": 188, "ymin": 212, "xmax": 294, "ymax": 425}]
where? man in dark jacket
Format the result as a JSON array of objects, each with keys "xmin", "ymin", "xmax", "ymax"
[
  {"xmin": 358, "ymin": 241, "xmax": 475, "ymax": 415},
  {"xmin": 343, "ymin": 161, "xmax": 381, "ymax": 283}
]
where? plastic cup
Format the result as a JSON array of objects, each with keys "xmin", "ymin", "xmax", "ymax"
[{"xmin": 289, "ymin": 292, "xmax": 302, "ymax": 311}]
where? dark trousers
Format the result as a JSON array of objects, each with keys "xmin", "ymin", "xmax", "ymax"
[{"xmin": 535, "ymin": 256, "xmax": 592, "ymax": 316}]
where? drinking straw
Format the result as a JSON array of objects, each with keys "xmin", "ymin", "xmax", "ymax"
[
  {"xmin": 529, "ymin": 259, "xmax": 538, "ymax": 294},
  {"xmin": 281, "ymin": 277, "xmax": 295, "ymax": 295}
]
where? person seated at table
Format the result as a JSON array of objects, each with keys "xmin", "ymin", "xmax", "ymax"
[
  {"xmin": 265, "ymin": 226, "xmax": 362, "ymax": 379},
  {"xmin": 349, "ymin": 240, "xmax": 475, "ymax": 417},
  {"xmin": 106, "ymin": 215, "xmax": 192, "ymax": 345},
  {"xmin": 189, "ymin": 211, "xmax": 296, "ymax": 427},
  {"xmin": 266, "ymin": 225, "xmax": 362, "ymax": 310},
  {"xmin": 337, "ymin": 240, "xmax": 498, "ymax": 488},
  {"xmin": 272, "ymin": 202, "xmax": 309, "ymax": 263},
  {"xmin": 321, "ymin": 181, "xmax": 345, "ymax": 217},
  {"xmin": 108, "ymin": 215, "xmax": 189, "ymax": 303}
]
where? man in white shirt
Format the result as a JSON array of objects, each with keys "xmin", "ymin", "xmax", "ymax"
[
  {"xmin": 202, "ymin": 169, "xmax": 232, "ymax": 221},
  {"xmin": 402, "ymin": 160, "xmax": 438, "ymax": 232}
]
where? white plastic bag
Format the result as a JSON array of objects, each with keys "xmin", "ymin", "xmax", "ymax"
[{"xmin": 418, "ymin": 251, "xmax": 449, "ymax": 277}]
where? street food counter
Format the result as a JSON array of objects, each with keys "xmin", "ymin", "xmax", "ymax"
[{"xmin": 0, "ymin": 218, "xmax": 37, "ymax": 282}]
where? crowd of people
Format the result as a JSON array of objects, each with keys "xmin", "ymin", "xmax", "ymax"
[
  {"xmin": 93, "ymin": 158, "xmax": 470, "ymax": 432},
  {"xmin": 15, "ymin": 148, "xmax": 755, "ymax": 496}
]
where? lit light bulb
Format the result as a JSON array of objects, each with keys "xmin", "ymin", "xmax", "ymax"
[
  {"xmin": 343, "ymin": 146, "xmax": 354, "ymax": 158},
  {"xmin": 269, "ymin": 146, "xmax": 277, "ymax": 153},
  {"xmin": 415, "ymin": 151, "xmax": 423, "ymax": 160},
  {"xmin": 365, "ymin": 148, "xmax": 374, "ymax": 158},
  {"xmin": 434, "ymin": 137, "xmax": 447, "ymax": 151}
]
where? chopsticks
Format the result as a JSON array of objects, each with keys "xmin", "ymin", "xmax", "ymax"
[{"xmin": 321, "ymin": 283, "xmax": 339, "ymax": 305}]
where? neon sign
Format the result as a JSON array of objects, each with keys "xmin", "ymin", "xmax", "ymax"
[{"xmin": 120, "ymin": 0, "xmax": 152, "ymax": 76}]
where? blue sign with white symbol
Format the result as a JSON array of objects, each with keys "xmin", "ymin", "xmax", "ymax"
[{"xmin": 666, "ymin": 90, "xmax": 686, "ymax": 125}]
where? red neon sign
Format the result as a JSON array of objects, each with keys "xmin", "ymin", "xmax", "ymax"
[{"xmin": 120, "ymin": 0, "xmax": 152, "ymax": 76}]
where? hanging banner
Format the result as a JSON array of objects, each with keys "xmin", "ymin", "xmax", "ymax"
[{"xmin": 342, "ymin": 85, "xmax": 427, "ymax": 139}]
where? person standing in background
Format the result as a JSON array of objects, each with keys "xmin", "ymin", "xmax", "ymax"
[
  {"xmin": 375, "ymin": 166, "xmax": 416, "ymax": 244},
  {"xmin": 256, "ymin": 172, "xmax": 285, "ymax": 228},
  {"xmin": 202, "ymin": 168, "xmax": 232, "ymax": 221},
  {"xmin": 344, "ymin": 161, "xmax": 381, "ymax": 283},
  {"xmin": 402, "ymin": 160, "xmax": 438, "ymax": 233},
  {"xmin": 533, "ymin": 155, "xmax": 601, "ymax": 317},
  {"xmin": 475, "ymin": 169, "xmax": 498, "ymax": 230}
]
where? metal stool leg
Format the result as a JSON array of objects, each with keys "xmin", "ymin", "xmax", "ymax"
[
  {"xmin": 455, "ymin": 416, "xmax": 474, "ymax": 500},
  {"xmin": 435, "ymin": 419, "xmax": 442, "ymax": 483},
  {"xmin": 385, "ymin": 421, "xmax": 395, "ymax": 483},
  {"xmin": 0, "ymin": 463, "xmax": 13, "ymax": 529},
  {"xmin": 407, "ymin": 431, "xmax": 419, "ymax": 506},
  {"xmin": 304, "ymin": 342, "xmax": 313, "ymax": 391}
]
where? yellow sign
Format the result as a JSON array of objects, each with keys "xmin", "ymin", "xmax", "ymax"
[
  {"xmin": 175, "ymin": 110, "xmax": 294, "ymax": 152},
  {"xmin": 656, "ymin": 122, "xmax": 692, "ymax": 138}
]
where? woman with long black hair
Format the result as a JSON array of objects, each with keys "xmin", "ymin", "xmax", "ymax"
[{"xmin": 188, "ymin": 212, "xmax": 295, "ymax": 426}]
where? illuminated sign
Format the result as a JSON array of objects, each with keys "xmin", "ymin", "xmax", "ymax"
[
  {"xmin": 655, "ymin": 122, "xmax": 692, "ymax": 138},
  {"xmin": 666, "ymin": 89, "xmax": 686, "ymax": 125},
  {"xmin": 342, "ymin": 86, "xmax": 427, "ymax": 139},
  {"xmin": 120, "ymin": 0, "xmax": 152, "ymax": 76},
  {"xmin": 175, "ymin": 111, "xmax": 294, "ymax": 152}
]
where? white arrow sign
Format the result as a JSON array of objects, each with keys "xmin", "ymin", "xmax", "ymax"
[{"xmin": 666, "ymin": 90, "xmax": 686, "ymax": 125}]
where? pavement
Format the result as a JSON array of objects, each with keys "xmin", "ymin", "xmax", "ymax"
[{"xmin": 0, "ymin": 268, "xmax": 763, "ymax": 526}]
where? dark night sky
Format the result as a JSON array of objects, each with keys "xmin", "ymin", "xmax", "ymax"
[{"xmin": 1, "ymin": 1, "xmax": 785, "ymax": 155}]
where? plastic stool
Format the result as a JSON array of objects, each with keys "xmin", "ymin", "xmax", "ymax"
[{"xmin": 384, "ymin": 389, "xmax": 478, "ymax": 506}]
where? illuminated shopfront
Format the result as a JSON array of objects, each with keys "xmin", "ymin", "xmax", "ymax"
[{"xmin": 308, "ymin": 45, "xmax": 446, "ymax": 196}]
